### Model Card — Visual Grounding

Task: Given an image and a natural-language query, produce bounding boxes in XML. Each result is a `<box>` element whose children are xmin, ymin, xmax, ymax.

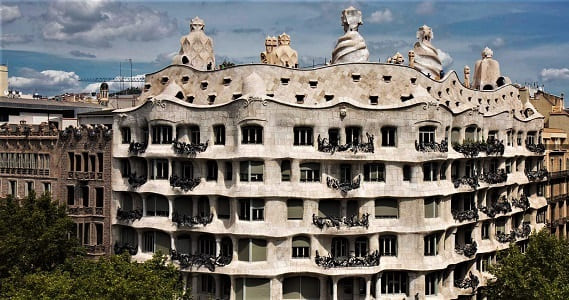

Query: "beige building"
<box><xmin>112</xmin><ymin>8</ymin><xmax>546</xmax><ymax>300</ymax></box>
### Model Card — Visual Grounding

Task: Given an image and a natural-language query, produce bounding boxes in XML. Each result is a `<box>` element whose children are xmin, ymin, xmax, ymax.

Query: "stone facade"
<box><xmin>113</xmin><ymin>57</ymin><xmax>545</xmax><ymax>300</ymax></box>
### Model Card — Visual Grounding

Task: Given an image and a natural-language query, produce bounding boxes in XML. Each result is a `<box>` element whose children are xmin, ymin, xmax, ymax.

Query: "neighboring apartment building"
<box><xmin>529</xmin><ymin>90</ymin><xmax>569</xmax><ymax>238</ymax></box>
<box><xmin>111</xmin><ymin>9</ymin><xmax>546</xmax><ymax>300</ymax></box>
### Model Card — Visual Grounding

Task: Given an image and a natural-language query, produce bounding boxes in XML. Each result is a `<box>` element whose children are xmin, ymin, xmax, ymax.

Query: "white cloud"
<box><xmin>540</xmin><ymin>68</ymin><xmax>569</xmax><ymax>82</ymax></box>
<box><xmin>368</xmin><ymin>9</ymin><xmax>393</xmax><ymax>24</ymax></box>
<box><xmin>492</xmin><ymin>37</ymin><xmax>505</xmax><ymax>48</ymax></box>
<box><xmin>416</xmin><ymin>1</ymin><xmax>435</xmax><ymax>15</ymax></box>
<box><xmin>438</xmin><ymin>49</ymin><xmax>453</xmax><ymax>69</ymax></box>
<box><xmin>82</xmin><ymin>74</ymin><xmax>145</xmax><ymax>93</ymax></box>
<box><xmin>154</xmin><ymin>52</ymin><xmax>177</xmax><ymax>65</ymax></box>
<box><xmin>42</xmin><ymin>0</ymin><xmax>177</xmax><ymax>47</ymax></box>
<box><xmin>0</xmin><ymin>5</ymin><xmax>21</xmax><ymax>24</ymax></box>
<box><xmin>8</xmin><ymin>68</ymin><xmax>80</xmax><ymax>92</ymax></box>
<box><xmin>0</xmin><ymin>33</ymin><xmax>32</xmax><ymax>46</ymax></box>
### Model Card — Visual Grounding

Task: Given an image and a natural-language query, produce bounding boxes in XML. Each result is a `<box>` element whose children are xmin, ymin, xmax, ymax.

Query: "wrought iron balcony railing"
<box><xmin>116</xmin><ymin>208</ymin><xmax>142</xmax><ymax>222</ymax></box>
<box><xmin>526</xmin><ymin>141</ymin><xmax>545</xmax><ymax>154</ymax></box>
<box><xmin>172</xmin><ymin>140</ymin><xmax>208</xmax><ymax>156</ymax></box>
<box><xmin>525</xmin><ymin>168</ymin><xmax>548</xmax><ymax>181</ymax></box>
<box><xmin>453</xmin><ymin>139</ymin><xmax>504</xmax><ymax>158</ymax></box>
<box><xmin>169</xmin><ymin>175</ymin><xmax>201</xmax><ymax>191</ymax></box>
<box><xmin>128</xmin><ymin>141</ymin><xmax>147</xmax><ymax>154</ymax></box>
<box><xmin>317</xmin><ymin>133</ymin><xmax>374</xmax><ymax>154</ymax></box>
<box><xmin>314</xmin><ymin>250</ymin><xmax>380</xmax><ymax>268</ymax></box>
<box><xmin>170</xmin><ymin>250</ymin><xmax>231</xmax><ymax>272</ymax></box>
<box><xmin>455</xmin><ymin>241</ymin><xmax>477</xmax><ymax>257</ymax></box>
<box><xmin>127</xmin><ymin>173</ymin><xmax>147</xmax><ymax>188</ymax></box>
<box><xmin>68</xmin><ymin>207</ymin><xmax>94</xmax><ymax>215</ymax></box>
<box><xmin>172</xmin><ymin>212</ymin><xmax>213</xmax><ymax>227</ymax></box>
<box><xmin>451</xmin><ymin>208</ymin><xmax>479</xmax><ymax>222</ymax></box>
<box><xmin>114</xmin><ymin>242</ymin><xmax>138</xmax><ymax>255</ymax></box>
<box><xmin>479</xmin><ymin>169</ymin><xmax>507</xmax><ymax>184</ymax></box>
<box><xmin>496</xmin><ymin>224</ymin><xmax>531</xmax><ymax>243</ymax></box>
<box><xmin>85</xmin><ymin>245</ymin><xmax>106</xmax><ymax>254</ymax></box>
<box><xmin>326</xmin><ymin>175</ymin><xmax>361</xmax><ymax>193</ymax></box>
<box><xmin>480</xmin><ymin>196</ymin><xmax>512</xmax><ymax>218</ymax></box>
<box><xmin>453</xmin><ymin>176</ymin><xmax>479</xmax><ymax>189</ymax></box>
<box><xmin>549</xmin><ymin>170</ymin><xmax>569</xmax><ymax>180</ymax></box>
<box><xmin>512</xmin><ymin>195</ymin><xmax>530</xmax><ymax>210</ymax></box>
<box><xmin>548</xmin><ymin>194</ymin><xmax>569</xmax><ymax>204</ymax></box>
<box><xmin>415</xmin><ymin>139</ymin><xmax>448</xmax><ymax>153</ymax></box>
<box><xmin>312</xmin><ymin>213</ymin><xmax>370</xmax><ymax>229</ymax></box>
<box><xmin>454</xmin><ymin>272</ymin><xmax>479</xmax><ymax>290</ymax></box>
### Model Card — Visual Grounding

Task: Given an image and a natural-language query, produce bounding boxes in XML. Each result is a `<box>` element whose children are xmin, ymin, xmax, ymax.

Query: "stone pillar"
<box><xmin>183</xmin><ymin>272</ymin><xmax>189</xmax><ymax>291</ymax></box>
<box><xmin>365</xmin><ymin>277</ymin><xmax>371</xmax><ymax>300</ymax></box>
<box><xmin>271</xmin><ymin>277</ymin><xmax>283</xmax><ymax>300</ymax></box>
<box><xmin>171</xmin><ymin>125</ymin><xmax>177</xmax><ymax>142</ymax></box>
<box><xmin>171</xmin><ymin>234</ymin><xmax>176</xmax><ymax>251</ymax></box>
<box><xmin>332</xmin><ymin>278</ymin><xmax>339</xmax><ymax>300</ymax></box>
<box><xmin>216</xmin><ymin>237</ymin><xmax>222</xmax><ymax>257</ymax></box>
<box><xmin>231</xmin><ymin>237</ymin><xmax>239</xmax><ymax>262</ymax></box>
<box><xmin>230</xmin><ymin>276</ymin><xmax>236</xmax><ymax>300</ymax></box>
<box><xmin>137</xmin><ymin>230</ymin><xmax>143</xmax><ymax>254</ymax></box>
<box><xmin>191</xmin><ymin>274</ymin><xmax>199</xmax><ymax>298</ymax></box>
<box><xmin>142</xmin><ymin>194</ymin><xmax>147</xmax><ymax>216</ymax></box>
<box><xmin>168</xmin><ymin>197</ymin><xmax>174</xmax><ymax>219</ymax></box>
<box><xmin>375</xmin><ymin>274</ymin><xmax>381</xmax><ymax>298</ymax></box>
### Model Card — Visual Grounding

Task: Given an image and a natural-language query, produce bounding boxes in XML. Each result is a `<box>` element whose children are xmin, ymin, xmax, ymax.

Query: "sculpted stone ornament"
<box><xmin>172</xmin><ymin>16</ymin><xmax>215</xmax><ymax>70</ymax></box>
<box><xmin>473</xmin><ymin>47</ymin><xmax>510</xmax><ymax>90</ymax></box>
<box><xmin>331</xmin><ymin>6</ymin><xmax>369</xmax><ymax>64</ymax></box>
<box><xmin>272</xmin><ymin>33</ymin><xmax>298</xmax><ymax>68</ymax></box>
<box><xmin>387</xmin><ymin>52</ymin><xmax>405</xmax><ymax>64</ymax></box>
<box><xmin>464</xmin><ymin>65</ymin><xmax>471</xmax><ymax>88</ymax></box>
<box><xmin>260</xmin><ymin>36</ymin><xmax>278</xmax><ymax>64</ymax></box>
<box><xmin>412</xmin><ymin>25</ymin><xmax>443</xmax><ymax>79</ymax></box>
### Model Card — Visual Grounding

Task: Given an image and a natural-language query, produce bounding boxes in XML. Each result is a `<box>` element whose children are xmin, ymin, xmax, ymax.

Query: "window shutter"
<box><xmin>375</xmin><ymin>199</ymin><xmax>398</xmax><ymax>218</ymax></box>
<box><xmin>245</xmin><ymin>278</ymin><xmax>270</xmax><ymax>300</ymax></box>
<box><xmin>251</xmin><ymin>239</ymin><xmax>267</xmax><ymax>261</ymax></box>
<box><xmin>238</xmin><ymin>239</ymin><xmax>249</xmax><ymax>261</ymax></box>
<box><xmin>292</xmin><ymin>236</ymin><xmax>310</xmax><ymax>248</ymax></box>
<box><xmin>287</xmin><ymin>199</ymin><xmax>303</xmax><ymax>219</ymax></box>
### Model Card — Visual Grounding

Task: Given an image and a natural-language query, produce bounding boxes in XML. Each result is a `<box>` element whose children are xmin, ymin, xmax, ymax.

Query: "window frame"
<box><xmin>381</xmin><ymin>126</ymin><xmax>397</xmax><ymax>147</ymax></box>
<box><xmin>241</xmin><ymin>125</ymin><xmax>263</xmax><ymax>144</ymax></box>
<box><xmin>364</xmin><ymin>163</ymin><xmax>385</xmax><ymax>182</ymax></box>
<box><xmin>293</xmin><ymin>127</ymin><xmax>314</xmax><ymax>146</ymax></box>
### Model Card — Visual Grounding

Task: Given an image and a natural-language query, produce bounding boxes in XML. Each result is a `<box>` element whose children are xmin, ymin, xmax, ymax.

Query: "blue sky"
<box><xmin>1</xmin><ymin>0</ymin><xmax>569</xmax><ymax>97</ymax></box>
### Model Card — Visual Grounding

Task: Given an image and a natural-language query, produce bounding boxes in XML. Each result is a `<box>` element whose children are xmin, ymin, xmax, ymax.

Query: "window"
<box><xmin>224</xmin><ymin>162</ymin><xmax>232</xmax><ymax>181</ymax></box>
<box><xmin>345</xmin><ymin>127</ymin><xmax>361</xmax><ymax>144</ymax></box>
<box><xmin>146</xmin><ymin>195</ymin><xmax>169</xmax><ymax>217</ymax></box>
<box><xmin>318</xmin><ymin>200</ymin><xmax>340</xmax><ymax>217</ymax></box>
<box><xmin>121</xmin><ymin>127</ymin><xmax>131</xmax><ymax>144</ymax></box>
<box><xmin>281</xmin><ymin>160</ymin><xmax>291</xmax><ymax>182</ymax></box>
<box><xmin>97</xmin><ymin>153</ymin><xmax>103</xmax><ymax>173</ymax></box>
<box><xmin>292</xmin><ymin>236</ymin><xmax>310</xmax><ymax>258</ymax></box>
<box><xmin>375</xmin><ymin>198</ymin><xmax>398</xmax><ymax>218</ymax></box>
<box><xmin>354</xmin><ymin>237</ymin><xmax>368</xmax><ymax>257</ymax></box>
<box><xmin>527</xmin><ymin>131</ymin><xmax>536</xmax><ymax>145</ymax></box>
<box><xmin>201</xmin><ymin>274</ymin><xmax>215</xmax><ymax>294</ymax></box>
<box><xmin>451</xmin><ymin>128</ymin><xmax>460</xmax><ymax>144</ymax></box>
<box><xmin>300</xmin><ymin>163</ymin><xmax>320</xmax><ymax>182</ymax></box>
<box><xmin>293</xmin><ymin>127</ymin><xmax>313</xmax><ymax>146</ymax></box>
<box><xmin>537</xmin><ymin>183</ymin><xmax>545</xmax><ymax>197</ymax></box>
<box><xmin>537</xmin><ymin>208</ymin><xmax>546</xmax><ymax>223</ymax></box>
<box><xmin>151</xmin><ymin>159</ymin><xmax>168</xmax><ymax>179</ymax></box>
<box><xmin>380</xmin><ymin>235</ymin><xmax>397</xmax><ymax>256</ymax></box>
<box><xmin>241</xmin><ymin>125</ymin><xmax>263</xmax><ymax>144</ymax></box>
<box><xmin>328</xmin><ymin>128</ymin><xmax>340</xmax><ymax>146</ymax></box>
<box><xmin>43</xmin><ymin>182</ymin><xmax>51</xmax><ymax>194</ymax></box>
<box><xmin>282</xmin><ymin>277</ymin><xmax>320</xmax><ymax>300</ymax></box>
<box><xmin>424</xmin><ymin>233</ymin><xmax>439</xmax><ymax>256</ymax></box>
<box><xmin>181</xmin><ymin>162</ymin><xmax>193</xmax><ymax>178</ymax></box>
<box><xmin>121</xmin><ymin>159</ymin><xmax>131</xmax><ymax>178</ymax></box>
<box><xmin>217</xmin><ymin>197</ymin><xmax>230</xmax><ymax>219</ymax></box>
<box><xmin>481</xmin><ymin>222</ymin><xmax>490</xmax><ymax>239</ymax></box>
<box><xmin>517</xmin><ymin>132</ymin><xmax>523</xmax><ymax>146</ymax></box>
<box><xmin>424</xmin><ymin>197</ymin><xmax>439</xmax><ymax>218</ymax></box>
<box><xmin>287</xmin><ymin>199</ymin><xmax>303</xmax><ymax>220</ymax></box>
<box><xmin>81</xmin><ymin>186</ymin><xmax>89</xmax><ymax>207</ymax></box>
<box><xmin>235</xmin><ymin>278</ymin><xmax>270</xmax><ymax>299</ymax></box>
<box><xmin>206</xmin><ymin>161</ymin><xmax>218</xmax><ymax>181</ymax></box>
<box><xmin>403</xmin><ymin>165</ymin><xmax>411</xmax><ymax>181</ymax></box>
<box><xmin>239</xmin><ymin>199</ymin><xmax>264</xmax><ymax>221</ymax></box>
<box><xmin>240</xmin><ymin>161</ymin><xmax>263</xmax><ymax>182</ymax></box>
<box><xmin>506</xmin><ymin>159</ymin><xmax>512</xmax><ymax>174</ymax></box>
<box><xmin>465</xmin><ymin>127</ymin><xmax>477</xmax><ymax>142</ymax></box>
<box><xmin>439</xmin><ymin>163</ymin><xmax>447</xmax><ymax>180</ymax></box>
<box><xmin>151</xmin><ymin>125</ymin><xmax>172</xmax><ymax>144</ymax></box>
<box><xmin>381</xmin><ymin>127</ymin><xmax>397</xmax><ymax>147</ymax></box>
<box><xmin>142</xmin><ymin>231</ymin><xmax>170</xmax><ymax>253</ymax></box>
<box><xmin>495</xmin><ymin>219</ymin><xmax>506</xmax><ymax>235</ymax></box>
<box><xmin>95</xmin><ymin>223</ymin><xmax>103</xmax><ymax>245</ymax></box>
<box><xmin>331</xmin><ymin>237</ymin><xmax>348</xmax><ymax>257</ymax></box>
<box><xmin>419</xmin><ymin>126</ymin><xmax>436</xmax><ymax>144</ymax></box>
<box><xmin>189</xmin><ymin>125</ymin><xmax>200</xmax><ymax>144</ymax></box>
<box><xmin>340</xmin><ymin>164</ymin><xmax>352</xmax><ymax>183</ymax></box>
<box><xmin>238</xmin><ymin>238</ymin><xmax>267</xmax><ymax>261</ymax></box>
<box><xmin>66</xmin><ymin>185</ymin><xmax>74</xmax><ymax>205</ymax></box>
<box><xmin>507</xmin><ymin>130</ymin><xmax>513</xmax><ymax>146</ymax></box>
<box><xmin>425</xmin><ymin>272</ymin><xmax>440</xmax><ymax>295</ymax></box>
<box><xmin>364</xmin><ymin>163</ymin><xmax>385</xmax><ymax>182</ymax></box>
<box><xmin>381</xmin><ymin>272</ymin><xmax>408</xmax><ymax>295</ymax></box>
<box><xmin>488</xmin><ymin>130</ymin><xmax>498</xmax><ymax>142</ymax></box>
<box><xmin>478</xmin><ymin>254</ymin><xmax>494</xmax><ymax>272</ymax></box>
<box><xmin>199</xmin><ymin>235</ymin><xmax>216</xmax><ymax>255</ymax></box>
<box><xmin>423</xmin><ymin>162</ymin><xmax>438</xmax><ymax>181</ymax></box>
<box><xmin>25</xmin><ymin>181</ymin><xmax>33</xmax><ymax>197</ymax></box>
<box><xmin>197</xmin><ymin>197</ymin><xmax>210</xmax><ymax>217</ymax></box>
<box><xmin>95</xmin><ymin>188</ymin><xmax>104</xmax><ymax>208</ymax></box>
<box><xmin>214</xmin><ymin>125</ymin><xmax>225</xmax><ymax>145</ymax></box>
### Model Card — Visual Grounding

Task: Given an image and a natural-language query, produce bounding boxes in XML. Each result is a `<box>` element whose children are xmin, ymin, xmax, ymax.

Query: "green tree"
<box><xmin>486</xmin><ymin>229</ymin><xmax>569</xmax><ymax>299</ymax></box>
<box><xmin>0</xmin><ymin>192</ymin><xmax>83</xmax><ymax>279</ymax></box>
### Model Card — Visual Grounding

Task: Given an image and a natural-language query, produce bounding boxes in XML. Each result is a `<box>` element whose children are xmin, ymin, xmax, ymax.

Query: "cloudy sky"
<box><xmin>1</xmin><ymin>0</ymin><xmax>568</xmax><ymax>97</ymax></box>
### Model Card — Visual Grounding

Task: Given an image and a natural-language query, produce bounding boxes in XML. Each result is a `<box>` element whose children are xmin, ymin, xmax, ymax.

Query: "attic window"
<box><xmin>160</xmin><ymin>76</ymin><xmax>169</xmax><ymax>84</ymax></box>
<box><xmin>324</xmin><ymin>94</ymin><xmax>334</xmax><ymax>101</ymax></box>
<box><xmin>232</xmin><ymin>93</ymin><xmax>242</xmax><ymax>100</ymax></box>
<box><xmin>181</xmin><ymin>76</ymin><xmax>189</xmax><ymax>84</ymax></box>
<box><xmin>400</xmin><ymin>94</ymin><xmax>414</xmax><ymax>102</ymax></box>
<box><xmin>175</xmin><ymin>91</ymin><xmax>184</xmax><ymax>100</ymax></box>
<box><xmin>452</xmin><ymin>80</ymin><xmax>457</xmax><ymax>85</ymax></box>
<box><xmin>309</xmin><ymin>80</ymin><xmax>318</xmax><ymax>88</ymax></box>
<box><xmin>281</xmin><ymin>77</ymin><xmax>290</xmax><ymax>85</ymax></box>
<box><xmin>208</xmin><ymin>94</ymin><xmax>216</xmax><ymax>104</ymax></box>
<box><xmin>144</xmin><ymin>84</ymin><xmax>151</xmax><ymax>92</ymax></box>
<box><xmin>186</xmin><ymin>96</ymin><xmax>194</xmax><ymax>103</ymax></box>
<box><xmin>266</xmin><ymin>92</ymin><xmax>274</xmax><ymax>97</ymax></box>
<box><xmin>223</xmin><ymin>77</ymin><xmax>232</xmax><ymax>86</ymax></box>
<box><xmin>410</xmin><ymin>78</ymin><xmax>417</xmax><ymax>84</ymax></box>
<box><xmin>446</xmin><ymin>88</ymin><xmax>450</xmax><ymax>94</ymax></box>
<box><xmin>200</xmin><ymin>81</ymin><xmax>208</xmax><ymax>90</ymax></box>
<box><xmin>478</xmin><ymin>98</ymin><xmax>482</xmax><ymax>104</ymax></box>
<box><xmin>295</xmin><ymin>94</ymin><xmax>305</xmax><ymax>104</ymax></box>
<box><xmin>382</xmin><ymin>75</ymin><xmax>391</xmax><ymax>83</ymax></box>
<box><xmin>502</xmin><ymin>95</ymin><xmax>506</xmax><ymax>100</ymax></box>
<box><xmin>352</xmin><ymin>73</ymin><xmax>361</xmax><ymax>82</ymax></box>
<box><xmin>459</xmin><ymin>89</ymin><xmax>463</xmax><ymax>96</ymax></box>
<box><xmin>455</xmin><ymin>102</ymin><xmax>460</xmax><ymax>107</ymax></box>
<box><xmin>467</xmin><ymin>96</ymin><xmax>472</xmax><ymax>101</ymax></box>
<box><xmin>369</xmin><ymin>95</ymin><xmax>378</xmax><ymax>105</ymax></box>
<box><xmin>510</xmin><ymin>92</ymin><xmax>514</xmax><ymax>97</ymax></box>
<box><xmin>427</xmin><ymin>87</ymin><xmax>432</xmax><ymax>92</ymax></box>
<box><xmin>495</xmin><ymin>98</ymin><xmax>499</xmax><ymax>103</ymax></box>
<box><xmin>445</xmin><ymin>100</ymin><xmax>450</xmax><ymax>106</ymax></box>
<box><xmin>486</xmin><ymin>106</ymin><xmax>490</xmax><ymax>112</ymax></box>
<box><xmin>437</xmin><ymin>91</ymin><xmax>442</xmax><ymax>97</ymax></box>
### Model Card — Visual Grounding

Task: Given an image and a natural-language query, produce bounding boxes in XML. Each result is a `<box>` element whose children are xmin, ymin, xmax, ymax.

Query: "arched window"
<box><xmin>199</xmin><ymin>234</ymin><xmax>216</xmax><ymax>256</ymax></box>
<box><xmin>419</xmin><ymin>126</ymin><xmax>436</xmax><ymax>144</ymax></box>
<box><xmin>146</xmin><ymin>194</ymin><xmax>169</xmax><ymax>217</ymax></box>
<box><xmin>354</xmin><ymin>237</ymin><xmax>369</xmax><ymax>257</ymax></box>
<box><xmin>197</xmin><ymin>196</ymin><xmax>210</xmax><ymax>217</ymax></box>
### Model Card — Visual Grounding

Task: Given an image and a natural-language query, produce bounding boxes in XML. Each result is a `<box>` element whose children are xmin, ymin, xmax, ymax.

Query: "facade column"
<box><xmin>142</xmin><ymin>194</ymin><xmax>147</xmax><ymax>216</ymax></box>
<box><xmin>229</xmin><ymin>276</ymin><xmax>236</xmax><ymax>300</ymax></box>
<box><xmin>271</xmin><ymin>277</ymin><xmax>283</xmax><ymax>300</ymax></box>
<box><xmin>191</xmin><ymin>274</ymin><xmax>199</xmax><ymax>299</ymax></box>
<box><xmin>231</xmin><ymin>237</ymin><xmax>239</xmax><ymax>262</ymax></box>
<box><xmin>332</xmin><ymin>277</ymin><xmax>338</xmax><ymax>300</ymax></box>
<box><xmin>183</xmin><ymin>272</ymin><xmax>189</xmax><ymax>291</ymax></box>
<box><xmin>375</xmin><ymin>273</ymin><xmax>381</xmax><ymax>299</ymax></box>
<box><xmin>215</xmin><ymin>237</ymin><xmax>222</xmax><ymax>257</ymax></box>
<box><xmin>170</xmin><ymin>234</ymin><xmax>176</xmax><ymax>251</ymax></box>
<box><xmin>365</xmin><ymin>277</ymin><xmax>371</xmax><ymax>300</ymax></box>
<box><xmin>168</xmin><ymin>197</ymin><xmax>174</xmax><ymax>219</ymax></box>
<box><xmin>137</xmin><ymin>230</ymin><xmax>143</xmax><ymax>254</ymax></box>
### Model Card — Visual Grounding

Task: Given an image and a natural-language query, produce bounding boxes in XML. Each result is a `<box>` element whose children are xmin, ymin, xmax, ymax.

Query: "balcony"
<box><xmin>314</xmin><ymin>250</ymin><xmax>380</xmax><ymax>268</ymax></box>
<box><xmin>69</xmin><ymin>171</ymin><xmax>102</xmax><ymax>181</ymax></box>
<box><xmin>454</xmin><ymin>272</ymin><xmax>479</xmax><ymax>291</ymax></box>
<box><xmin>114</xmin><ymin>242</ymin><xmax>138</xmax><ymax>255</ymax></box>
<box><xmin>453</xmin><ymin>176</ymin><xmax>479</xmax><ymax>189</ymax></box>
<box><xmin>414</xmin><ymin>139</ymin><xmax>448</xmax><ymax>153</ymax></box>
<box><xmin>525</xmin><ymin>168</ymin><xmax>548</xmax><ymax>181</ymax></box>
<box><xmin>172</xmin><ymin>212</ymin><xmax>213</xmax><ymax>227</ymax></box>
<box><xmin>549</xmin><ymin>170</ymin><xmax>569</xmax><ymax>180</ymax></box>
<box><xmin>312</xmin><ymin>213</ymin><xmax>370</xmax><ymax>229</ymax></box>
<box><xmin>68</xmin><ymin>206</ymin><xmax>104</xmax><ymax>216</ymax></box>
<box><xmin>452</xmin><ymin>138</ymin><xmax>504</xmax><ymax>158</ymax></box>
<box><xmin>451</xmin><ymin>208</ymin><xmax>479</xmax><ymax>222</ymax></box>
<box><xmin>455</xmin><ymin>242</ymin><xmax>477</xmax><ymax>257</ymax></box>
<box><xmin>326</xmin><ymin>175</ymin><xmax>361</xmax><ymax>194</ymax></box>
<box><xmin>128</xmin><ymin>141</ymin><xmax>147</xmax><ymax>155</ymax></box>
<box><xmin>172</xmin><ymin>140</ymin><xmax>208</xmax><ymax>156</ymax></box>
<box><xmin>317</xmin><ymin>133</ymin><xmax>374</xmax><ymax>154</ymax></box>
<box><xmin>548</xmin><ymin>194</ymin><xmax>569</xmax><ymax>204</ymax></box>
<box><xmin>169</xmin><ymin>175</ymin><xmax>201</xmax><ymax>191</ymax></box>
<box><xmin>479</xmin><ymin>169</ymin><xmax>507</xmax><ymax>184</ymax></box>
<box><xmin>526</xmin><ymin>142</ymin><xmax>545</xmax><ymax>154</ymax></box>
<box><xmin>512</xmin><ymin>195</ymin><xmax>530</xmax><ymax>210</ymax></box>
<box><xmin>116</xmin><ymin>208</ymin><xmax>142</xmax><ymax>222</ymax></box>
<box><xmin>170</xmin><ymin>250</ymin><xmax>231</xmax><ymax>272</ymax></box>
<box><xmin>127</xmin><ymin>173</ymin><xmax>147</xmax><ymax>188</ymax></box>
<box><xmin>496</xmin><ymin>223</ymin><xmax>531</xmax><ymax>243</ymax></box>
<box><xmin>480</xmin><ymin>196</ymin><xmax>512</xmax><ymax>218</ymax></box>
<box><xmin>85</xmin><ymin>245</ymin><xmax>106</xmax><ymax>255</ymax></box>
<box><xmin>0</xmin><ymin>168</ymin><xmax>50</xmax><ymax>177</ymax></box>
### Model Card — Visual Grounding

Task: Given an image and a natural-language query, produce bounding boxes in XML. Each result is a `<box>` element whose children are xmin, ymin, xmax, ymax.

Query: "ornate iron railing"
<box><xmin>452</xmin><ymin>139</ymin><xmax>505</xmax><ymax>157</ymax></box>
<box><xmin>172</xmin><ymin>212</ymin><xmax>213</xmax><ymax>227</ymax></box>
<box><xmin>172</xmin><ymin>140</ymin><xmax>208</xmax><ymax>156</ymax></box>
<box><xmin>326</xmin><ymin>175</ymin><xmax>361</xmax><ymax>193</ymax></box>
<box><xmin>480</xmin><ymin>197</ymin><xmax>512</xmax><ymax>218</ymax></box>
<box><xmin>496</xmin><ymin>224</ymin><xmax>531</xmax><ymax>243</ymax></box>
<box><xmin>314</xmin><ymin>250</ymin><xmax>380</xmax><ymax>268</ymax></box>
<box><xmin>127</xmin><ymin>173</ymin><xmax>147</xmax><ymax>188</ymax></box>
<box><xmin>116</xmin><ymin>208</ymin><xmax>142</xmax><ymax>222</ymax></box>
<box><xmin>114</xmin><ymin>242</ymin><xmax>138</xmax><ymax>255</ymax></box>
<box><xmin>451</xmin><ymin>208</ymin><xmax>479</xmax><ymax>222</ymax></box>
<box><xmin>547</xmin><ymin>219</ymin><xmax>560</xmax><ymax>229</ymax></box>
<box><xmin>549</xmin><ymin>170</ymin><xmax>569</xmax><ymax>180</ymax></box>
<box><xmin>526</xmin><ymin>142</ymin><xmax>545</xmax><ymax>154</ymax></box>
<box><xmin>128</xmin><ymin>142</ymin><xmax>147</xmax><ymax>154</ymax></box>
<box><xmin>170</xmin><ymin>250</ymin><xmax>231</xmax><ymax>272</ymax></box>
<box><xmin>479</xmin><ymin>169</ymin><xmax>507</xmax><ymax>184</ymax></box>
<box><xmin>67</xmin><ymin>207</ymin><xmax>94</xmax><ymax>215</ymax></box>
<box><xmin>454</xmin><ymin>272</ymin><xmax>479</xmax><ymax>290</ymax></box>
<box><xmin>312</xmin><ymin>213</ymin><xmax>370</xmax><ymax>229</ymax></box>
<box><xmin>85</xmin><ymin>245</ymin><xmax>106</xmax><ymax>254</ymax></box>
<box><xmin>455</xmin><ymin>241</ymin><xmax>477</xmax><ymax>257</ymax></box>
<box><xmin>414</xmin><ymin>139</ymin><xmax>448</xmax><ymax>152</ymax></box>
<box><xmin>169</xmin><ymin>175</ymin><xmax>201</xmax><ymax>191</ymax></box>
<box><xmin>453</xmin><ymin>176</ymin><xmax>479</xmax><ymax>189</ymax></box>
<box><xmin>317</xmin><ymin>133</ymin><xmax>374</xmax><ymax>154</ymax></box>
<box><xmin>525</xmin><ymin>168</ymin><xmax>548</xmax><ymax>181</ymax></box>
<box><xmin>512</xmin><ymin>194</ymin><xmax>530</xmax><ymax>210</ymax></box>
<box><xmin>548</xmin><ymin>194</ymin><xmax>569</xmax><ymax>204</ymax></box>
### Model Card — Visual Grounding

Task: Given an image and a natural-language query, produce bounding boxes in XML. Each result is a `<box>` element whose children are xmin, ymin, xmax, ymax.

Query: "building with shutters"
<box><xmin>111</xmin><ymin>8</ymin><xmax>546</xmax><ymax>300</ymax></box>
